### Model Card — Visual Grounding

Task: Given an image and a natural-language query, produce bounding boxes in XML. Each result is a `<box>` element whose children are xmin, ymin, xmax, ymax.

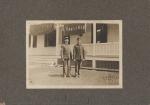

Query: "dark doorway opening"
<box><xmin>44</xmin><ymin>30</ymin><xmax>56</xmax><ymax>47</ymax></box>
<box><xmin>96</xmin><ymin>24</ymin><xmax>107</xmax><ymax>43</ymax></box>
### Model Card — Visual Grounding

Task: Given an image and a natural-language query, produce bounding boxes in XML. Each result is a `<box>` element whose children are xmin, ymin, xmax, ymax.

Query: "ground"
<box><xmin>27</xmin><ymin>63</ymin><xmax>119</xmax><ymax>88</ymax></box>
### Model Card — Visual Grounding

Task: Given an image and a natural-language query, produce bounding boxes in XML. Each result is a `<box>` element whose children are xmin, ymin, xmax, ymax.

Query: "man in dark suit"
<box><xmin>60</xmin><ymin>37</ymin><xmax>72</xmax><ymax>77</ymax></box>
<box><xmin>73</xmin><ymin>37</ymin><xmax>85</xmax><ymax>77</ymax></box>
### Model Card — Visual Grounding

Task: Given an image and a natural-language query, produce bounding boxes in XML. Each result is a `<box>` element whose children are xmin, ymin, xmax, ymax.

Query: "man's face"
<box><xmin>77</xmin><ymin>39</ymin><xmax>80</xmax><ymax>44</ymax></box>
<box><xmin>65</xmin><ymin>39</ymin><xmax>69</xmax><ymax>44</ymax></box>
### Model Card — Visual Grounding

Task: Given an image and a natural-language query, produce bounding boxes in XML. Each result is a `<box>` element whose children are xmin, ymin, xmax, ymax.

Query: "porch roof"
<box><xmin>30</xmin><ymin>23</ymin><xmax>55</xmax><ymax>35</ymax></box>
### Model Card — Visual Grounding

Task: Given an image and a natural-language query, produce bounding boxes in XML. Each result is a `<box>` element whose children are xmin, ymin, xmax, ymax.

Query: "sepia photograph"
<box><xmin>0</xmin><ymin>0</ymin><xmax>149</xmax><ymax>104</ymax></box>
<box><xmin>26</xmin><ymin>20</ymin><xmax>122</xmax><ymax>89</ymax></box>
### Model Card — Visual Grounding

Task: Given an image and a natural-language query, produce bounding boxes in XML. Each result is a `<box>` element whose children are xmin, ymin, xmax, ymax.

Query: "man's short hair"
<box><xmin>64</xmin><ymin>36</ymin><xmax>69</xmax><ymax>41</ymax></box>
<box><xmin>65</xmin><ymin>38</ymin><xmax>69</xmax><ymax>41</ymax></box>
<box><xmin>77</xmin><ymin>37</ymin><xmax>80</xmax><ymax>40</ymax></box>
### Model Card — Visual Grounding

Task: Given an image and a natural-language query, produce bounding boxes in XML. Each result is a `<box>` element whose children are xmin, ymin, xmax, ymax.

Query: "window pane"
<box><xmin>29</xmin><ymin>34</ymin><xmax>31</xmax><ymax>47</ymax></box>
<box><xmin>96</xmin><ymin>24</ymin><xmax>107</xmax><ymax>43</ymax></box>
<box><xmin>33</xmin><ymin>36</ymin><xmax>37</xmax><ymax>48</ymax></box>
<box><xmin>44</xmin><ymin>30</ymin><xmax>56</xmax><ymax>47</ymax></box>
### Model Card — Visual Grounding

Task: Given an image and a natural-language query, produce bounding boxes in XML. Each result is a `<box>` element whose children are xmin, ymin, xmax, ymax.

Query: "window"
<box><xmin>33</xmin><ymin>36</ymin><xmax>37</xmax><ymax>48</ymax></box>
<box><xmin>96</xmin><ymin>60</ymin><xmax>119</xmax><ymax>69</ymax></box>
<box><xmin>44</xmin><ymin>30</ymin><xmax>56</xmax><ymax>47</ymax></box>
<box><xmin>96</xmin><ymin>24</ymin><xmax>107</xmax><ymax>43</ymax></box>
<box><xmin>29</xmin><ymin>34</ymin><xmax>31</xmax><ymax>47</ymax></box>
<box><xmin>82</xmin><ymin>60</ymin><xmax>92</xmax><ymax>67</ymax></box>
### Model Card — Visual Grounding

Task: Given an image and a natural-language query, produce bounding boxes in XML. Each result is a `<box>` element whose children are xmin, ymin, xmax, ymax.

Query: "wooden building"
<box><xmin>28</xmin><ymin>22</ymin><xmax>121</xmax><ymax>71</ymax></box>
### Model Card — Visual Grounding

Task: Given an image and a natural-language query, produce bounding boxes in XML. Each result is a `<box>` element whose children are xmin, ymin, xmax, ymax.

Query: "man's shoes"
<box><xmin>78</xmin><ymin>72</ymin><xmax>80</xmax><ymax>75</ymax></box>
<box><xmin>67</xmin><ymin>74</ymin><xmax>71</xmax><ymax>77</ymax></box>
<box><xmin>75</xmin><ymin>73</ymin><xmax>78</xmax><ymax>77</ymax></box>
<box><xmin>63</xmin><ymin>74</ymin><xmax>66</xmax><ymax>78</ymax></box>
<box><xmin>68</xmin><ymin>73</ymin><xmax>71</xmax><ymax>77</ymax></box>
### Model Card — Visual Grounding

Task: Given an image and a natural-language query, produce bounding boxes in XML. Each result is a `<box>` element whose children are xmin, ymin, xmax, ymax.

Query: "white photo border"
<box><xmin>26</xmin><ymin>20</ymin><xmax>123</xmax><ymax>89</ymax></box>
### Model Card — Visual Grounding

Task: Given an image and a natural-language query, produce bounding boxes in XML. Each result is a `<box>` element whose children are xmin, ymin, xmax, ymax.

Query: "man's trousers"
<box><xmin>63</xmin><ymin>58</ymin><xmax>71</xmax><ymax>77</ymax></box>
<box><xmin>75</xmin><ymin>59</ymin><xmax>82</xmax><ymax>75</ymax></box>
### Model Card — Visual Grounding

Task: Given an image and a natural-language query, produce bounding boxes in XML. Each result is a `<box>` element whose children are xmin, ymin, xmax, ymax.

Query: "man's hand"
<box><xmin>82</xmin><ymin>59</ymin><xmax>85</xmax><ymax>62</ymax></box>
<box><xmin>62</xmin><ymin>59</ymin><xmax>64</xmax><ymax>61</ymax></box>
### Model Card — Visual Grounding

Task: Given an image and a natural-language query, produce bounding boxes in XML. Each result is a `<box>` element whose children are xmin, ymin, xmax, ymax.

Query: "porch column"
<box><xmin>31</xmin><ymin>35</ymin><xmax>33</xmax><ymax>48</ymax></box>
<box><xmin>56</xmin><ymin>24</ymin><xmax>60</xmax><ymax>64</ymax></box>
<box><xmin>92</xmin><ymin>23</ymin><xmax>96</xmax><ymax>68</ymax></box>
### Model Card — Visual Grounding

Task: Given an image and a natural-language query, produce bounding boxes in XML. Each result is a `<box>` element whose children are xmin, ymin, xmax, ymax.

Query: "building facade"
<box><xmin>28</xmin><ymin>22</ymin><xmax>120</xmax><ymax>71</ymax></box>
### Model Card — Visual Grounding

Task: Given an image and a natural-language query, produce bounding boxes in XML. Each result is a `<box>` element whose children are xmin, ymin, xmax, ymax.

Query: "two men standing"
<box><xmin>61</xmin><ymin>37</ymin><xmax>85</xmax><ymax>77</ymax></box>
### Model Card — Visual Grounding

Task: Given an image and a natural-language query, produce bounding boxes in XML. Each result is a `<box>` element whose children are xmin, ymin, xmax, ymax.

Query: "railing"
<box><xmin>95</xmin><ymin>42</ymin><xmax>119</xmax><ymax>57</ymax></box>
<box><xmin>28</xmin><ymin>42</ymin><xmax>119</xmax><ymax>59</ymax></box>
<box><xmin>82</xmin><ymin>44</ymin><xmax>94</xmax><ymax>56</ymax></box>
<box><xmin>28</xmin><ymin>42</ymin><xmax>119</xmax><ymax>69</ymax></box>
<box><xmin>56</xmin><ymin>42</ymin><xmax>119</xmax><ymax>57</ymax></box>
<box><xmin>28</xmin><ymin>47</ymin><xmax>56</xmax><ymax>55</ymax></box>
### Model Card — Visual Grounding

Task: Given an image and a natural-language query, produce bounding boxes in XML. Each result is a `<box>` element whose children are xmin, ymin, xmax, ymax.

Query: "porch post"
<box><xmin>56</xmin><ymin>24</ymin><xmax>60</xmax><ymax>64</ymax></box>
<box><xmin>92</xmin><ymin>23</ymin><xmax>96</xmax><ymax>68</ymax></box>
<box><xmin>31</xmin><ymin>35</ymin><xmax>33</xmax><ymax>48</ymax></box>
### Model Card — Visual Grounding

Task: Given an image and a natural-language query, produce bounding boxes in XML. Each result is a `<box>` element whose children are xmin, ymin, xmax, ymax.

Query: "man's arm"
<box><xmin>69</xmin><ymin>46</ymin><xmax>73</xmax><ymax>60</ymax></box>
<box><xmin>60</xmin><ymin>45</ymin><xmax>64</xmax><ymax>60</ymax></box>
<box><xmin>73</xmin><ymin>45</ymin><xmax>76</xmax><ymax>60</ymax></box>
<box><xmin>82</xmin><ymin>46</ymin><xmax>85</xmax><ymax>59</ymax></box>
